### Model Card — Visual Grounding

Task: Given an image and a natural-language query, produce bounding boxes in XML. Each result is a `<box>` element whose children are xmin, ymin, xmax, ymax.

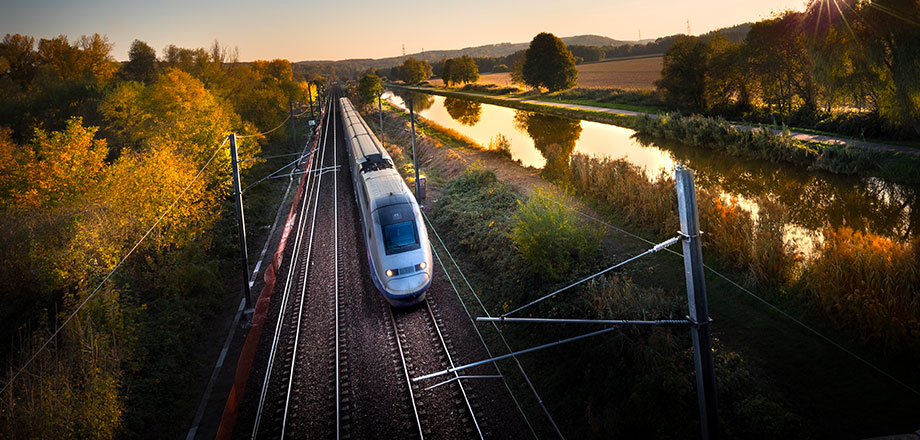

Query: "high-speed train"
<box><xmin>338</xmin><ymin>97</ymin><xmax>432</xmax><ymax>306</ymax></box>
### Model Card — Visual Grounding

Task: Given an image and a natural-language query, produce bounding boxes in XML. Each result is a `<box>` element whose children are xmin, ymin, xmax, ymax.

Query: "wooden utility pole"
<box><xmin>229</xmin><ymin>134</ymin><xmax>253</xmax><ymax>315</ymax></box>
<box><xmin>675</xmin><ymin>167</ymin><xmax>719</xmax><ymax>440</ymax></box>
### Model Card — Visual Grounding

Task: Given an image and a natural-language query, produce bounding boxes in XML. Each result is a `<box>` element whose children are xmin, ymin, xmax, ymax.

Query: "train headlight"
<box><xmin>385</xmin><ymin>269</ymin><xmax>394</xmax><ymax>277</ymax></box>
<box><xmin>419</xmin><ymin>262</ymin><xmax>427</xmax><ymax>270</ymax></box>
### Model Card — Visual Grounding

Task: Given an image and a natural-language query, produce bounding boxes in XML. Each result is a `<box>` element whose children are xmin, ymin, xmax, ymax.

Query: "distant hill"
<box><xmin>296</xmin><ymin>35</ymin><xmax>633</xmax><ymax>71</ymax></box>
<box><xmin>294</xmin><ymin>26</ymin><xmax>753</xmax><ymax>79</ymax></box>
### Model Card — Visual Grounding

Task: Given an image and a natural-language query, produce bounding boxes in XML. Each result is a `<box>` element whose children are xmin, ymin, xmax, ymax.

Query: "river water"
<box><xmin>385</xmin><ymin>90</ymin><xmax>918</xmax><ymax>248</ymax></box>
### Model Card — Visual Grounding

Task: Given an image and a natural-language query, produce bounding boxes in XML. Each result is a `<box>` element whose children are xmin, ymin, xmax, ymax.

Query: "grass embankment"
<box><xmin>426</xmin><ymin>166</ymin><xmax>806</xmax><ymax>439</ymax></box>
<box><xmin>368</xmin><ymin>100</ymin><xmax>920</xmax><ymax>436</ymax></box>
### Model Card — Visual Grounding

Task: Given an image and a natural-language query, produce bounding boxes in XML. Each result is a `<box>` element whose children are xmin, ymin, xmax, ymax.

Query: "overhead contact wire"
<box><xmin>1</xmin><ymin>137</ymin><xmax>229</xmax><ymax>395</ymax></box>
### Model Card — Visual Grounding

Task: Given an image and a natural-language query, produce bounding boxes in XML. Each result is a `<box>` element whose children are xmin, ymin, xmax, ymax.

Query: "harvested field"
<box><xmin>427</xmin><ymin>55</ymin><xmax>662</xmax><ymax>91</ymax></box>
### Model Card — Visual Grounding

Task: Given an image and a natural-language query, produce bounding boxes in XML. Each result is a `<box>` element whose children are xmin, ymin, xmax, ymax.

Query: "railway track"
<box><xmin>238</xmin><ymin>88</ymin><xmax>515</xmax><ymax>439</ymax></box>
<box><xmin>388</xmin><ymin>300</ymin><xmax>484</xmax><ymax>440</ymax></box>
<box><xmin>250</xmin><ymin>93</ymin><xmax>342</xmax><ymax>439</ymax></box>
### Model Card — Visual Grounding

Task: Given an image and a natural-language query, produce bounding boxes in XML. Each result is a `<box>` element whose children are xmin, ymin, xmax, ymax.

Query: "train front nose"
<box><xmin>384</xmin><ymin>271</ymin><xmax>431</xmax><ymax>299</ymax></box>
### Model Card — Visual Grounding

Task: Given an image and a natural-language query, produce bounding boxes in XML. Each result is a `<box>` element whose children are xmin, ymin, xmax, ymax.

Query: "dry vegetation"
<box><xmin>428</xmin><ymin>56</ymin><xmax>663</xmax><ymax>91</ymax></box>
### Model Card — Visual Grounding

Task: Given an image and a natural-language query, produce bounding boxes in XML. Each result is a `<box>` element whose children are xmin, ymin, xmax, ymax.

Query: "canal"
<box><xmin>386</xmin><ymin>89</ymin><xmax>919</xmax><ymax>250</ymax></box>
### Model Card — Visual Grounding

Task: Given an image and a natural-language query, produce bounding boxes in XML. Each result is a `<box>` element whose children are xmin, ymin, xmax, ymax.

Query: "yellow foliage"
<box><xmin>0</xmin><ymin>118</ymin><xmax>107</xmax><ymax>210</ymax></box>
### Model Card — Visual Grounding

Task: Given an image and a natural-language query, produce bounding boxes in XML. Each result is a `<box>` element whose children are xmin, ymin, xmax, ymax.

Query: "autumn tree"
<box><xmin>0</xmin><ymin>34</ymin><xmax>37</xmax><ymax>86</ymax></box>
<box><xmin>522</xmin><ymin>33</ymin><xmax>578</xmax><ymax>91</ymax></box>
<box><xmin>656</xmin><ymin>35</ymin><xmax>709</xmax><ymax>111</ymax></box>
<box><xmin>123</xmin><ymin>39</ymin><xmax>158</xmax><ymax>83</ymax></box>
<box><xmin>399</xmin><ymin>57</ymin><xmax>432</xmax><ymax>84</ymax></box>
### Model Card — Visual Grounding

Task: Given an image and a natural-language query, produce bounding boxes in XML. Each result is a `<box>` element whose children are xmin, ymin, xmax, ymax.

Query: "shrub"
<box><xmin>487</xmin><ymin>134</ymin><xmax>512</xmax><ymax>159</ymax></box>
<box><xmin>510</xmin><ymin>186</ymin><xmax>604</xmax><ymax>281</ymax></box>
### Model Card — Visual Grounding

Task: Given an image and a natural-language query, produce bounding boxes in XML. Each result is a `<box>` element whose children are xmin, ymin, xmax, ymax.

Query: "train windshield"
<box><xmin>383</xmin><ymin>221</ymin><xmax>419</xmax><ymax>253</ymax></box>
<box><xmin>379</xmin><ymin>204</ymin><xmax>420</xmax><ymax>255</ymax></box>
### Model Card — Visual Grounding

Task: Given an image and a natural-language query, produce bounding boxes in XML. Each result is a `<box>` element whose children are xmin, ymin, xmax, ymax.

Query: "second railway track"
<box><xmin>235</xmin><ymin>88</ymin><xmax>532</xmax><ymax>440</ymax></box>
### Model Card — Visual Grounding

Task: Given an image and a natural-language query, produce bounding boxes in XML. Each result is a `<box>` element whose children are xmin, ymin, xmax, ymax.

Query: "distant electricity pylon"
<box><xmin>402</xmin><ymin>44</ymin><xmax>406</xmax><ymax>56</ymax></box>
<box><xmin>687</xmin><ymin>19</ymin><xmax>691</xmax><ymax>35</ymax></box>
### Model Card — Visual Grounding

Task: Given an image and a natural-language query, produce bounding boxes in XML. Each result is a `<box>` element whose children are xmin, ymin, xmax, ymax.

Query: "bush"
<box><xmin>510</xmin><ymin>186</ymin><xmax>604</xmax><ymax>281</ymax></box>
<box><xmin>487</xmin><ymin>134</ymin><xmax>512</xmax><ymax>159</ymax></box>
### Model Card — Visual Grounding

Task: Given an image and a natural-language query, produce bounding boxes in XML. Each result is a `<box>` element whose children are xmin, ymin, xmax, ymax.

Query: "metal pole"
<box><xmin>675</xmin><ymin>167</ymin><xmax>719</xmax><ymax>440</ymax></box>
<box><xmin>289</xmin><ymin>101</ymin><xmax>297</xmax><ymax>150</ymax></box>
<box><xmin>230</xmin><ymin>134</ymin><xmax>254</xmax><ymax>316</ymax></box>
<box><xmin>378</xmin><ymin>93</ymin><xmax>384</xmax><ymax>146</ymax></box>
<box><xmin>407</xmin><ymin>95</ymin><xmax>420</xmax><ymax>197</ymax></box>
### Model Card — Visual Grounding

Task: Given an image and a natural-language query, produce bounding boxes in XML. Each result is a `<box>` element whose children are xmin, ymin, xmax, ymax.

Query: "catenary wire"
<box><xmin>1</xmin><ymin>137</ymin><xmax>229</xmax><ymax>395</ymax></box>
<box><xmin>533</xmin><ymin>189</ymin><xmax>920</xmax><ymax>397</ymax></box>
<box><xmin>423</xmin><ymin>210</ymin><xmax>564</xmax><ymax>440</ymax></box>
<box><xmin>501</xmin><ymin>235</ymin><xmax>681</xmax><ymax>318</ymax></box>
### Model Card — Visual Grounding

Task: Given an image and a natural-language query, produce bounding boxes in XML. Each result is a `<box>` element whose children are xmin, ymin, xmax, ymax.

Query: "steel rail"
<box><xmin>388</xmin><ymin>307</ymin><xmax>426</xmax><ymax>440</ymax></box>
<box><xmin>280</xmin><ymin>95</ymin><xmax>333</xmax><ymax>438</ymax></box>
<box><xmin>251</xmin><ymin>95</ymin><xmax>330</xmax><ymax>438</ymax></box>
<box><xmin>425</xmin><ymin>301</ymin><xmax>485</xmax><ymax>439</ymax></box>
<box><xmin>333</xmin><ymin>91</ymin><xmax>341</xmax><ymax>440</ymax></box>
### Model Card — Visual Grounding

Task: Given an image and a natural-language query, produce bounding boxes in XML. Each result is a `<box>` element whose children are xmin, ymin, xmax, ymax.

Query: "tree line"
<box><xmin>0</xmin><ymin>33</ymin><xmax>313</xmax><ymax>437</ymax></box>
<box><xmin>656</xmin><ymin>0</ymin><xmax>920</xmax><ymax>138</ymax></box>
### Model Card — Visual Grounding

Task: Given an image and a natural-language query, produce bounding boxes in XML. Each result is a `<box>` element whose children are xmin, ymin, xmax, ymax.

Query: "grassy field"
<box><xmin>428</xmin><ymin>55</ymin><xmax>663</xmax><ymax>90</ymax></box>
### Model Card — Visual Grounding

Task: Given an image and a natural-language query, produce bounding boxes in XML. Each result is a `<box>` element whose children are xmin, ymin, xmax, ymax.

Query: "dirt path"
<box><xmin>400</xmin><ymin>85</ymin><xmax>920</xmax><ymax>157</ymax></box>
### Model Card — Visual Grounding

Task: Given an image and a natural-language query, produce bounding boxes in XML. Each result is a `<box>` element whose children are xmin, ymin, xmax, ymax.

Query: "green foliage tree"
<box><xmin>124</xmin><ymin>39</ymin><xmax>158</xmax><ymax>83</ymax></box>
<box><xmin>850</xmin><ymin>0</ymin><xmax>920</xmax><ymax>134</ymax></box>
<box><xmin>442</xmin><ymin>56</ymin><xmax>480</xmax><ymax>86</ymax></box>
<box><xmin>357</xmin><ymin>73</ymin><xmax>383</xmax><ymax>107</ymax></box>
<box><xmin>704</xmin><ymin>34</ymin><xmax>750</xmax><ymax>112</ymax></box>
<box><xmin>655</xmin><ymin>35</ymin><xmax>709</xmax><ymax>111</ymax></box>
<box><xmin>746</xmin><ymin>12</ymin><xmax>817</xmax><ymax>113</ymax></box>
<box><xmin>521</xmin><ymin>32</ymin><xmax>578</xmax><ymax>91</ymax></box>
<box><xmin>399</xmin><ymin>57</ymin><xmax>432</xmax><ymax>84</ymax></box>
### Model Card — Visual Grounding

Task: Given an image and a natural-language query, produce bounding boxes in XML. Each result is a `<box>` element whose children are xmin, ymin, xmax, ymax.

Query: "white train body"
<box><xmin>338</xmin><ymin>97</ymin><xmax>432</xmax><ymax>306</ymax></box>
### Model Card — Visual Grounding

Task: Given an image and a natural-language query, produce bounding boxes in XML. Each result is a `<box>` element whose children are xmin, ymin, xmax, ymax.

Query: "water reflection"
<box><xmin>385</xmin><ymin>90</ymin><xmax>919</xmax><ymax>242</ymax></box>
<box><xmin>443</xmin><ymin>97</ymin><xmax>482</xmax><ymax>126</ymax></box>
<box><xmin>513</xmin><ymin>111</ymin><xmax>582</xmax><ymax>180</ymax></box>
<box><xmin>635</xmin><ymin>133</ymin><xmax>918</xmax><ymax>239</ymax></box>
<box><xmin>391</xmin><ymin>89</ymin><xmax>434</xmax><ymax>113</ymax></box>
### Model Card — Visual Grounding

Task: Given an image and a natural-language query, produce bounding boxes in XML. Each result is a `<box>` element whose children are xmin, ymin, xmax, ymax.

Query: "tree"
<box><xmin>849</xmin><ymin>0</ymin><xmax>920</xmax><ymax>134</ymax></box>
<box><xmin>655</xmin><ymin>35</ymin><xmax>709</xmax><ymax>111</ymax></box>
<box><xmin>745</xmin><ymin>12</ymin><xmax>816</xmax><ymax>113</ymax></box>
<box><xmin>441</xmin><ymin>58</ymin><xmax>455</xmax><ymax>85</ymax></box>
<box><xmin>453</xmin><ymin>56</ymin><xmax>480</xmax><ymax>85</ymax></box>
<box><xmin>399</xmin><ymin>58</ymin><xmax>432</xmax><ymax>84</ymax></box>
<box><xmin>704</xmin><ymin>34</ymin><xmax>750</xmax><ymax>112</ymax></box>
<box><xmin>124</xmin><ymin>40</ymin><xmax>158</xmax><ymax>83</ymax></box>
<box><xmin>357</xmin><ymin>73</ymin><xmax>383</xmax><ymax>107</ymax></box>
<box><xmin>0</xmin><ymin>34</ymin><xmax>37</xmax><ymax>86</ymax></box>
<box><xmin>521</xmin><ymin>32</ymin><xmax>578</xmax><ymax>91</ymax></box>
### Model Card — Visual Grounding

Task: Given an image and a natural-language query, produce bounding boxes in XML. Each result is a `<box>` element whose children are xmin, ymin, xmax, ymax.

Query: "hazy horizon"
<box><xmin>1</xmin><ymin>0</ymin><xmax>806</xmax><ymax>62</ymax></box>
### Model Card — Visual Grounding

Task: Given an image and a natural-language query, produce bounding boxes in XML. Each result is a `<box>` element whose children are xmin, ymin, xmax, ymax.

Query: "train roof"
<box><xmin>365</xmin><ymin>169</ymin><xmax>414</xmax><ymax>211</ymax></box>
<box><xmin>339</xmin><ymin>98</ymin><xmax>392</xmax><ymax>166</ymax></box>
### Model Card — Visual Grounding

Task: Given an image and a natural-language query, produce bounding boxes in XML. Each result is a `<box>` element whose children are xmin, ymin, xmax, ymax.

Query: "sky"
<box><xmin>0</xmin><ymin>0</ymin><xmax>807</xmax><ymax>62</ymax></box>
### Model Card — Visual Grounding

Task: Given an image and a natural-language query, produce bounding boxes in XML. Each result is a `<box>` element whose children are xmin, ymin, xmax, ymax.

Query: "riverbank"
<box><xmin>390</xmin><ymin>84</ymin><xmax>920</xmax><ymax>184</ymax></box>
<box><xmin>360</xmin><ymin>100</ymin><xmax>920</xmax><ymax>437</ymax></box>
